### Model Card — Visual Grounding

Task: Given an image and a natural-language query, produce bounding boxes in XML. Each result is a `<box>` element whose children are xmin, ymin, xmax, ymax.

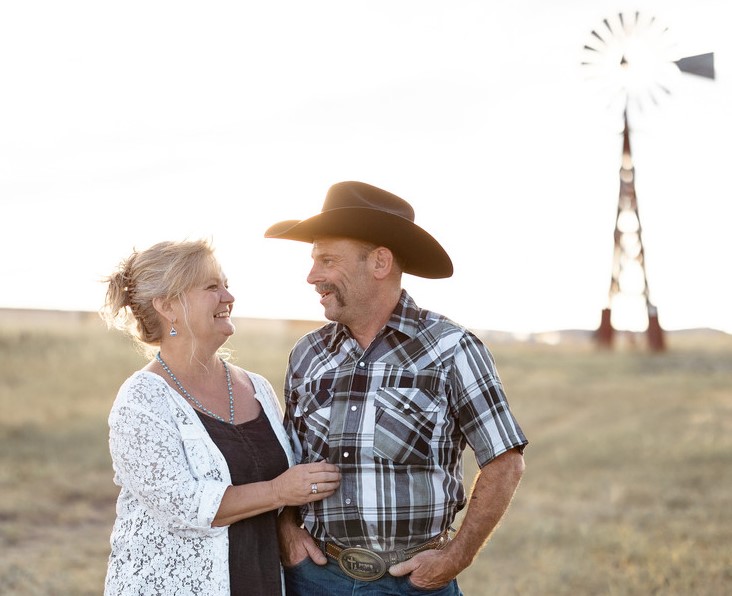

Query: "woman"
<box><xmin>100</xmin><ymin>239</ymin><xmax>340</xmax><ymax>595</ymax></box>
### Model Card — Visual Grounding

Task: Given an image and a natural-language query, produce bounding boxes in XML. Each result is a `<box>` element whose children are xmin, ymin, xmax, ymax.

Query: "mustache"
<box><xmin>315</xmin><ymin>284</ymin><xmax>338</xmax><ymax>294</ymax></box>
<box><xmin>315</xmin><ymin>284</ymin><xmax>344</xmax><ymax>307</ymax></box>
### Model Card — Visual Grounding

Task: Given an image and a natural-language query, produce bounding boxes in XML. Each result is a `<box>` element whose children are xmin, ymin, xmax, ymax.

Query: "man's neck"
<box><xmin>347</xmin><ymin>288</ymin><xmax>402</xmax><ymax>349</ymax></box>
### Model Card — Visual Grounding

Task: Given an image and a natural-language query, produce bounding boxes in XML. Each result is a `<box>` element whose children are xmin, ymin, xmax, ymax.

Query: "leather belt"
<box><xmin>320</xmin><ymin>530</ymin><xmax>449</xmax><ymax>581</ymax></box>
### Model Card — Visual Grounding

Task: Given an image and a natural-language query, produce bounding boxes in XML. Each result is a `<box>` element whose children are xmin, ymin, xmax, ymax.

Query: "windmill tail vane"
<box><xmin>674</xmin><ymin>52</ymin><xmax>715</xmax><ymax>79</ymax></box>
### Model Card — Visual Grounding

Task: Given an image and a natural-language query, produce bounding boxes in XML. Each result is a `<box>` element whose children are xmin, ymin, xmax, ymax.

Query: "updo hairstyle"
<box><xmin>100</xmin><ymin>239</ymin><xmax>218</xmax><ymax>352</ymax></box>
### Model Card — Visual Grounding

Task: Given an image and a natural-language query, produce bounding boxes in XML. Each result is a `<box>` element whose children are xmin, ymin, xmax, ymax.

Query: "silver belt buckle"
<box><xmin>337</xmin><ymin>546</ymin><xmax>387</xmax><ymax>581</ymax></box>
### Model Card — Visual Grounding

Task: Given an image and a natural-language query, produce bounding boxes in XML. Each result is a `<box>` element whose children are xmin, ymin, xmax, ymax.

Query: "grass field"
<box><xmin>1</xmin><ymin>312</ymin><xmax>730</xmax><ymax>595</ymax></box>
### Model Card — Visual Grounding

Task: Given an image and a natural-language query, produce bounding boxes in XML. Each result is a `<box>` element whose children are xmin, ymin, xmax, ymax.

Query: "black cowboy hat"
<box><xmin>264</xmin><ymin>181</ymin><xmax>453</xmax><ymax>279</ymax></box>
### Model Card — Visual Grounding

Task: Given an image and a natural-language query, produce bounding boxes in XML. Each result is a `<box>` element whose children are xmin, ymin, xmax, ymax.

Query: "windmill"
<box><xmin>581</xmin><ymin>11</ymin><xmax>715</xmax><ymax>351</ymax></box>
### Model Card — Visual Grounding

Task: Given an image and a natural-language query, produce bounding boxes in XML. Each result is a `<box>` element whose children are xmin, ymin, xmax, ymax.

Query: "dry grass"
<box><xmin>1</xmin><ymin>313</ymin><xmax>730</xmax><ymax>595</ymax></box>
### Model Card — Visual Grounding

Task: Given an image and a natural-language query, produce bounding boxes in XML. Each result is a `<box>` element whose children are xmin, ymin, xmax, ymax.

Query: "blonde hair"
<box><xmin>100</xmin><ymin>239</ymin><xmax>219</xmax><ymax>354</ymax></box>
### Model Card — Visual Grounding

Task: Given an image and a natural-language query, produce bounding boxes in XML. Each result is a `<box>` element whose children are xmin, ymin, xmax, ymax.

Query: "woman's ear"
<box><xmin>152</xmin><ymin>297</ymin><xmax>174</xmax><ymax>322</ymax></box>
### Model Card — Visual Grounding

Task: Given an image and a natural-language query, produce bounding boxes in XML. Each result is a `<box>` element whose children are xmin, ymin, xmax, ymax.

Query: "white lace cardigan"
<box><xmin>104</xmin><ymin>369</ymin><xmax>295</xmax><ymax>596</ymax></box>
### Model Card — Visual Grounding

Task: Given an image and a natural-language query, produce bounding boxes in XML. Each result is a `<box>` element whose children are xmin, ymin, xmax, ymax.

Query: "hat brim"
<box><xmin>265</xmin><ymin>207</ymin><xmax>453</xmax><ymax>279</ymax></box>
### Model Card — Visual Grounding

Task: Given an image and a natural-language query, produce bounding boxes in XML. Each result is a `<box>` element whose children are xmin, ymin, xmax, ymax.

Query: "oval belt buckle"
<box><xmin>337</xmin><ymin>547</ymin><xmax>387</xmax><ymax>581</ymax></box>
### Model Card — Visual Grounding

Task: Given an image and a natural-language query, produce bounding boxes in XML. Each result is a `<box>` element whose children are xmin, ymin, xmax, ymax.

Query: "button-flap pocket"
<box><xmin>373</xmin><ymin>387</ymin><xmax>439</xmax><ymax>464</ymax></box>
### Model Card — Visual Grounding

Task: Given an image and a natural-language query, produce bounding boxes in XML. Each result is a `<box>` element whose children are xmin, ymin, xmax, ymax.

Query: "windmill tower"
<box><xmin>581</xmin><ymin>11</ymin><xmax>715</xmax><ymax>351</ymax></box>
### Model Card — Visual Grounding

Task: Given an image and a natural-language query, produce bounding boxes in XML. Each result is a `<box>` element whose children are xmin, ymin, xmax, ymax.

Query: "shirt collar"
<box><xmin>385</xmin><ymin>290</ymin><xmax>422</xmax><ymax>339</ymax></box>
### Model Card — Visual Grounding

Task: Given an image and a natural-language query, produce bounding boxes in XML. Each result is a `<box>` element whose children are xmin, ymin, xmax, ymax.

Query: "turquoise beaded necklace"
<box><xmin>156</xmin><ymin>352</ymin><xmax>235</xmax><ymax>423</ymax></box>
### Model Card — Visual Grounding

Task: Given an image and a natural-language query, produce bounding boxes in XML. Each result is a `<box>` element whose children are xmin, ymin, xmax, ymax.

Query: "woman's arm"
<box><xmin>110</xmin><ymin>396</ymin><xmax>227</xmax><ymax>533</ymax></box>
<box><xmin>213</xmin><ymin>460</ymin><xmax>340</xmax><ymax>526</ymax></box>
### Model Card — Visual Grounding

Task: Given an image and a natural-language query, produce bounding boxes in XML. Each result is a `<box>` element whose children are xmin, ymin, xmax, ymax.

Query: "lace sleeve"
<box><xmin>109</xmin><ymin>373</ymin><xmax>228</xmax><ymax>535</ymax></box>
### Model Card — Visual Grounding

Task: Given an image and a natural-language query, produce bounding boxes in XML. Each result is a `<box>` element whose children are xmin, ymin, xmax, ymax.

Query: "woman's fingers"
<box><xmin>272</xmin><ymin>462</ymin><xmax>342</xmax><ymax>505</ymax></box>
<box><xmin>305</xmin><ymin>461</ymin><xmax>340</xmax><ymax>474</ymax></box>
<box><xmin>301</xmin><ymin>462</ymin><xmax>341</xmax><ymax>489</ymax></box>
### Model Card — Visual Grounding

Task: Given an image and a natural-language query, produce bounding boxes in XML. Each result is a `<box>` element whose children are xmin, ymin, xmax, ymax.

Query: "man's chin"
<box><xmin>321</xmin><ymin>303</ymin><xmax>343</xmax><ymax>323</ymax></box>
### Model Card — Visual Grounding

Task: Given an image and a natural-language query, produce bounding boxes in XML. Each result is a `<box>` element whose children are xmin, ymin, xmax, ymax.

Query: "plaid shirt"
<box><xmin>283</xmin><ymin>290</ymin><xmax>527</xmax><ymax>552</ymax></box>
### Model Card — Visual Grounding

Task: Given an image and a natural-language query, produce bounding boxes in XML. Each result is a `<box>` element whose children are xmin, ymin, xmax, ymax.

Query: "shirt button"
<box><xmin>343</xmin><ymin>452</ymin><xmax>350</xmax><ymax>458</ymax></box>
<box><xmin>345</xmin><ymin>498</ymin><xmax>352</xmax><ymax>505</ymax></box>
<box><xmin>358</xmin><ymin>361</ymin><xmax>366</xmax><ymax>368</ymax></box>
<box><xmin>350</xmin><ymin>405</ymin><xmax>357</xmax><ymax>411</ymax></box>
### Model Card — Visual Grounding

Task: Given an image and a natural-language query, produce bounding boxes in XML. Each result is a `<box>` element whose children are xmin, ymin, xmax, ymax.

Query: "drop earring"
<box><xmin>169</xmin><ymin>322</ymin><xmax>178</xmax><ymax>337</ymax></box>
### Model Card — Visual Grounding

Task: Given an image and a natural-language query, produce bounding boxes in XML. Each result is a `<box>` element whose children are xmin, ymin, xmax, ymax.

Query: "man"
<box><xmin>265</xmin><ymin>181</ymin><xmax>527</xmax><ymax>595</ymax></box>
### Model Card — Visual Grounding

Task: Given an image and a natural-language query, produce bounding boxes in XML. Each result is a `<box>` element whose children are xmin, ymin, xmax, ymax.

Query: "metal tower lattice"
<box><xmin>596</xmin><ymin>109</ymin><xmax>664</xmax><ymax>351</ymax></box>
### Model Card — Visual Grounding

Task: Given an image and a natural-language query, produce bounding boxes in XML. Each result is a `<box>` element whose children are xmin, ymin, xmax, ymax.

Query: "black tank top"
<box><xmin>197</xmin><ymin>407</ymin><xmax>289</xmax><ymax>595</ymax></box>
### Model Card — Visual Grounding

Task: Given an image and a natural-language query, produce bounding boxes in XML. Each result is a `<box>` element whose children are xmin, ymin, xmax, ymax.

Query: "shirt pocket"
<box><xmin>373</xmin><ymin>387</ymin><xmax>440</xmax><ymax>464</ymax></box>
<box><xmin>295</xmin><ymin>383</ymin><xmax>333</xmax><ymax>462</ymax></box>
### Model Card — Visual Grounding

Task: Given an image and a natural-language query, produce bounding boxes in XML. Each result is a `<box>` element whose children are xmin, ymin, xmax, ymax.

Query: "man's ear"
<box><xmin>371</xmin><ymin>247</ymin><xmax>394</xmax><ymax>280</ymax></box>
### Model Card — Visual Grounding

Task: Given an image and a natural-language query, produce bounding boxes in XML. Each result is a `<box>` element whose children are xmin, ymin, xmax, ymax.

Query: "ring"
<box><xmin>311</xmin><ymin>483</ymin><xmax>318</xmax><ymax>494</ymax></box>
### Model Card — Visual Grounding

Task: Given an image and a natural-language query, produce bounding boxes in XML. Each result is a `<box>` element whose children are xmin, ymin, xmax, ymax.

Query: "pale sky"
<box><xmin>2</xmin><ymin>0</ymin><xmax>731</xmax><ymax>334</ymax></box>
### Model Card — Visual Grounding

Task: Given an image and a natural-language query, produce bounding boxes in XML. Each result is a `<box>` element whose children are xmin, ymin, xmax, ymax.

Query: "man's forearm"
<box><xmin>445</xmin><ymin>448</ymin><xmax>525</xmax><ymax>571</ymax></box>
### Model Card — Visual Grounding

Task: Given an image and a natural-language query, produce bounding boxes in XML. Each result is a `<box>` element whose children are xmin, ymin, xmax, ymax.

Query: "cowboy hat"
<box><xmin>264</xmin><ymin>181</ymin><xmax>453</xmax><ymax>279</ymax></box>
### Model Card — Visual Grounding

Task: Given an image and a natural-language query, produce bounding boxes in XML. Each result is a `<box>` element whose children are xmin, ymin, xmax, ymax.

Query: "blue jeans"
<box><xmin>284</xmin><ymin>557</ymin><xmax>463</xmax><ymax>596</ymax></box>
